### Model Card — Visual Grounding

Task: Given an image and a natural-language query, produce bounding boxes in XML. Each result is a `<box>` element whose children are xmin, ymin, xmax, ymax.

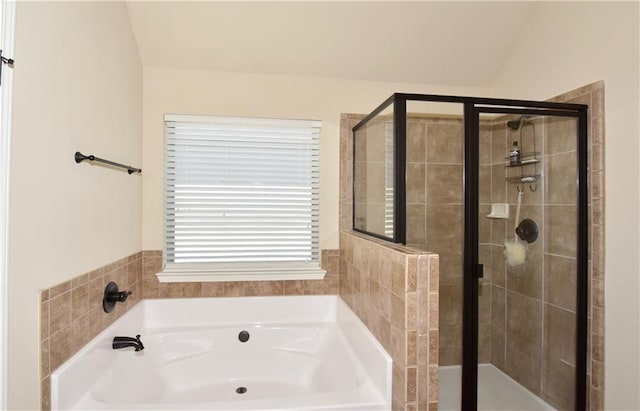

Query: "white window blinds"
<box><xmin>162</xmin><ymin>115</ymin><xmax>323</xmax><ymax>282</ymax></box>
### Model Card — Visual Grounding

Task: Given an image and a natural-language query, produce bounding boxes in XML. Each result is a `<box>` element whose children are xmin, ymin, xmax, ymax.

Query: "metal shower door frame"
<box><xmin>464</xmin><ymin>104</ymin><xmax>588</xmax><ymax>411</ymax></box>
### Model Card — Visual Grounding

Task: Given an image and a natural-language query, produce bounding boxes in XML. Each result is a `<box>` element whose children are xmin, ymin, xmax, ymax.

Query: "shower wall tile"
<box><xmin>506</xmin><ymin>291</ymin><xmax>542</xmax><ymax>346</ymax></box>
<box><xmin>544</xmin><ymin>254</ymin><xmax>577</xmax><ymax>311</ymax></box>
<box><xmin>491</xmin><ymin>122</ymin><xmax>507</xmax><ymax>165</ymax></box>
<box><xmin>544</xmin><ymin>205</ymin><xmax>577</xmax><ymax>257</ymax></box>
<box><xmin>339</xmin><ymin>114</ymin><xmax>365</xmax><ymax>233</ymax></box>
<box><xmin>406</xmin><ymin>121</ymin><xmax>426</xmax><ymax>162</ymax></box>
<box><xmin>439</xmin><ymin>324</ymin><xmax>461</xmax><ymax>366</ymax></box>
<box><xmin>479</xmin><ymin>123</ymin><xmax>492</xmax><ymax>165</ymax></box>
<box><xmin>506</xmin><ymin>332</ymin><xmax>542</xmax><ymax>395</ymax></box>
<box><xmin>436</xmin><ymin>252</ymin><xmax>463</xmax><ymax>286</ymax></box>
<box><xmin>406</xmin><ymin>163</ymin><xmax>426</xmax><ymax>204</ymax></box>
<box><xmin>479</xmin><ymin>166</ymin><xmax>492</xmax><ymax>204</ymax></box>
<box><xmin>439</xmin><ymin>284</ymin><xmax>462</xmax><ymax>326</ymax></box>
<box><xmin>489</xmin><ymin>245</ymin><xmax>505</xmax><ymax>288</ymax></box>
<box><xmin>479</xmin><ymin>206</ymin><xmax>491</xmax><ymax>244</ymax></box>
<box><xmin>506</xmin><ymin>250</ymin><xmax>542</xmax><ymax>299</ymax></box>
<box><xmin>406</xmin><ymin>204</ymin><xmax>426</xmax><ymax>247</ymax></box>
<box><xmin>425</xmin><ymin>205</ymin><xmax>463</xmax><ymax>254</ymax></box>
<box><xmin>491</xmin><ymin>164</ymin><xmax>506</xmax><ymax>202</ymax></box>
<box><xmin>478</xmin><ymin>323</ymin><xmax>492</xmax><ymax>363</ymax></box>
<box><xmin>545</xmin><ymin>152</ymin><xmax>577</xmax><ymax>205</ymax></box>
<box><xmin>542</xmin><ymin>354</ymin><xmax>576</xmax><ymax>411</ymax></box>
<box><xmin>544</xmin><ymin>115</ymin><xmax>578</xmax><ymax>155</ymax></box>
<box><xmin>478</xmin><ymin>283</ymin><xmax>491</xmax><ymax>324</ymax></box>
<box><xmin>491</xmin><ymin>323</ymin><xmax>506</xmax><ymax>370</ymax></box>
<box><xmin>544</xmin><ymin>304</ymin><xmax>576</xmax><ymax>366</ymax></box>
<box><xmin>426</xmin><ymin>164</ymin><xmax>462</xmax><ymax>204</ymax></box>
<box><xmin>425</xmin><ymin>121</ymin><xmax>463</xmax><ymax>164</ymax></box>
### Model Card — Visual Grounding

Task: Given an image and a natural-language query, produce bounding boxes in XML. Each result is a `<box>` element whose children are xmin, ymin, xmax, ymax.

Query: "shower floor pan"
<box><xmin>439</xmin><ymin>364</ymin><xmax>556</xmax><ymax>410</ymax></box>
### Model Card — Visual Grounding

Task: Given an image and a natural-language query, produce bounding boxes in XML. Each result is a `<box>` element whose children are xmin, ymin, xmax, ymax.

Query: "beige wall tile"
<box><xmin>544</xmin><ymin>304</ymin><xmax>576</xmax><ymax>366</ymax></box>
<box><xmin>491</xmin><ymin>122</ymin><xmax>508</xmax><ymax>166</ymax></box>
<box><xmin>506</xmin><ymin>250</ymin><xmax>543</xmax><ymax>299</ymax></box>
<box><xmin>49</xmin><ymin>292</ymin><xmax>71</xmax><ymax>336</ymax></box>
<box><xmin>545</xmin><ymin>205</ymin><xmax>577</xmax><ymax>257</ymax></box>
<box><xmin>506</xmin><ymin>332</ymin><xmax>542</xmax><ymax>395</ymax></box>
<box><xmin>426</xmin><ymin>164</ymin><xmax>462</xmax><ymax>204</ymax></box>
<box><xmin>425</xmin><ymin>205</ymin><xmax>463</xmax><ymax>254</ymax></box>
<box><xmin>542</xmin><ymin>355</ymin><xmax>575</xmax><ymax>410</ymax></box>
<box><xmin>479</xmin><ymin>124</ymin><xmax>492</xmax><ymax>165</ymax></box>
<box><xmin>476</xmin><ymin>323</ymin><xmax>490</xmax><ymax>364</ymax></box>
<box><xmin>49</xmin><ymin>328</ymin><xmax>72</xmax><ymax>373</ymax></box>
<box><xmin>506</xmin><ymin>291</ymin><xmax>542</xmax><ymax>346</ymax></box>
<box><xmin>426</xmin><ymin>121</ymin><xmax>462</xmax><ymax>164</ymax></box>
<box><xmin>491</xmin><ymin>323</ymin><xmax>506</xmax><ymax>370</ymax></box>
<box><xmin>545</xmin><ymin>116</ymin><xmax>578</xmax><ymax>155</ymax></box>
<box><xmin>544</xmin><ymin>254</ymin><xmax>577</xmax><ymax>311</ymax></box>
<box><xmin>439</xmin><ymin>324</ymin><xmax>461</xmax><ymax>366</ymax></box>
<box><xmin>40</xmin><ymin>301</ymin><xmax>49</xmax><ymax>341</ymax></box>
<box><xmin>406</xmin><ymin>121</ymin><xmax>426</xmax><ymax>163</ymax></box>
<box><xmin>545</xmin><ymin>152</ymin><xmax>578</xmax><ymax>205</ymax></box>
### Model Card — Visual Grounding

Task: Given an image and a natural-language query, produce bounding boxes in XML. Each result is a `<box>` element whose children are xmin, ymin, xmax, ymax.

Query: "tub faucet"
<box><xmin>112</xmin><ymin>334</ymin><xmax>144</xmax><ymax>352</ymax></box>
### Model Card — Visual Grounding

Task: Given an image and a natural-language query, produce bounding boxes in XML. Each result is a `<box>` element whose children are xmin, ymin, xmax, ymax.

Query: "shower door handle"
<box><xmin>476</xmin><ymin>264</ymin><xmax>484</xmax><ymax>279</ymax></box>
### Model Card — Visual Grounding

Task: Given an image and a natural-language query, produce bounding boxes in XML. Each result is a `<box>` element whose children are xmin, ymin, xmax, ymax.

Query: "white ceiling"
<box><xmin>126</xmin><ymin>1</ymin><xmax>539</xmax><ymax>87</ymax></box>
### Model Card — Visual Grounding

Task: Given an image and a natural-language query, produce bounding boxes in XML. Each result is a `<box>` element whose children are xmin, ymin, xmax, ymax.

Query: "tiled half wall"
<box><xmin>340</xmin><ymin>231</ymin><xmax>439</xmax><ymax>411</ymax></box>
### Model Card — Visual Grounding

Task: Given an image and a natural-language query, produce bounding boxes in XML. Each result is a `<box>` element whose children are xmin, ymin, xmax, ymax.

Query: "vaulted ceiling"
<box><xmin>126</xmin><ymin>1</ymin><xmax>538</xmax><ymax>87</ymax></box>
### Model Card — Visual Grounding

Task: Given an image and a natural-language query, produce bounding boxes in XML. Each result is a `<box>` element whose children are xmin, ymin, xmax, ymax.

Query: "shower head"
<box><xmin>506</xmin><ymin>115</ymin><xmax>531</xmax><ymax>130</ymax></box>
<box><xmin>507</xmin><ymin>119</ymin><xmax>522</xmax><ymax>130</ymax></box>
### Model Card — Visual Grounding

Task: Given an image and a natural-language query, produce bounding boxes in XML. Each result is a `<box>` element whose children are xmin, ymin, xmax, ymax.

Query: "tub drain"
<box><xmin>236</xmin><ymin>386</ymin><xmax>247</xmax><ymax>394</ymax></box>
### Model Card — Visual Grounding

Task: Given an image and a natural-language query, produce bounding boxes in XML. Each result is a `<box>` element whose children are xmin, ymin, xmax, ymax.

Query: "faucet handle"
<box><xmin>115</xmin><ymin>290</ymin><xmax>133</xmax><ymax>302</ymax></box>
<box><xmin>103</xmin><ymin>282</ymin><xmax>133</xmax><ymax>313</ymax></box>
<box><xmin>134</xmin><ymin>334</ymin><xmax>144</xmax><ymax>351</ymax></box>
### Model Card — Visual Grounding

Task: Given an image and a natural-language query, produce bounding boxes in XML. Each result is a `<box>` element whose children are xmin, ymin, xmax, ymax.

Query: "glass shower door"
<box><xmin>467</xmin><ymin>107</ymin><xmax>588</xmax><ymax>410</ymax></box>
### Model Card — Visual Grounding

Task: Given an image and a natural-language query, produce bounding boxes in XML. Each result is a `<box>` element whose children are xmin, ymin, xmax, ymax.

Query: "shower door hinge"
<box><xmin>476</xmin><ymin>263</ymin><xmax>484</xmax><ymax>279</ymax></box>
<box><xmin>0</xmin><ymin>49</ymin><xmax>14</xmax><ymax>86</ymax></box>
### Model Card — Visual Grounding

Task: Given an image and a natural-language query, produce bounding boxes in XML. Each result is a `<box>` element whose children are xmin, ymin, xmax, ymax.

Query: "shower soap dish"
<box><xmin>486</xmin><ymin>203</ymin><xmax>509</xmax><ymax>219</ymax></box>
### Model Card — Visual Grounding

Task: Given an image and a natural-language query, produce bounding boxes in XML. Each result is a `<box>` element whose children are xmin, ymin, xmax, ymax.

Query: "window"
<box><xmin>159</xmin><ymin>114</ymin><xmax>324</xmax><ymax>282</ymax></box>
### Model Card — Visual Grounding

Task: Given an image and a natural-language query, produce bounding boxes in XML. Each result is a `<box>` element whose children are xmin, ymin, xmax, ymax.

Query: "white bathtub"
<box><xmin>51</xmin><ymin>295</ymin><xmax>392</xmax><ymax>410</ymax></box>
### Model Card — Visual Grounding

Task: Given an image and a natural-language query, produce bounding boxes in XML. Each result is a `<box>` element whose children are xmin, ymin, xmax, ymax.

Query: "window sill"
<box><xmin>155</xmin><ymin>267</ymin><xmax>326</xmax><ymax>283</ymax></box>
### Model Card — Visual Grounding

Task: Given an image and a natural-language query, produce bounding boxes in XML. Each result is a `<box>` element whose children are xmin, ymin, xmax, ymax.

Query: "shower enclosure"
<box><xmin>352</xmin><ymin>94</ymin><xmax>588</xmax><ymax>410</ymax></box>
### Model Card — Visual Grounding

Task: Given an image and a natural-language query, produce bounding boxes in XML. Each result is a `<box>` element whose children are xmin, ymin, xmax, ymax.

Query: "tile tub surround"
<box><xmin>39</xmin><ymin>249</ymin><xmax>340</xmax><ymax>410</ymax></box>
<box><xmin>340</xmin><ymin>230</ymin><xmax>439</xmax><ymax>411</ymax></box>
<box><xmin>39</xmin><ymin>252</ymin><xmax>143</xmax><ymax>411</ymax></box>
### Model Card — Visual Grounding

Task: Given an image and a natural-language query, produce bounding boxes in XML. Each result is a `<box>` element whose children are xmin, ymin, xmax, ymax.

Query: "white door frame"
<box><xmin>0</xmin><ymin>0</ymin><xmax>15</xmax><ymax>408</ymax></box>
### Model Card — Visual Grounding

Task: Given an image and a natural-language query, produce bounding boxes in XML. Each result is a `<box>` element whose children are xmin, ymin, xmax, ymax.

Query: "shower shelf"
<box><xmin>506</xmin><ymin>174</ymin><xmax>541</xmax><ymax>184</ymax></box>
<box><xmin>505</xmin><ymin>158</ymin><xmax>540</xmax><ymax>168</ymax></box>
<box><xmin>503</xmin><ymin>151</ymin><xmax>540</xmax><ymax>165</ymax></box>
<box><xmin>505</xmin><ymin>118</ymin><xmax>540</xmax><ymax>189</ymax></box>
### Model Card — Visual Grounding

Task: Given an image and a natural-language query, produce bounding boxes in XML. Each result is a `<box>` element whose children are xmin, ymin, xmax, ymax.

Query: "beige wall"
<box><xmin>141</xmin><ymin>67</ymin><xmax>490</xmax><ymax>252</ymax></box>
<box><xmin>492</xmin><ymin>2</ymin><xmax>640</xmax><ymax>409</ymax></box>
<box><xmin>8</xmin><ymin>2</ymin><xmax>142</xmax><ymax>408</ymax></box>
